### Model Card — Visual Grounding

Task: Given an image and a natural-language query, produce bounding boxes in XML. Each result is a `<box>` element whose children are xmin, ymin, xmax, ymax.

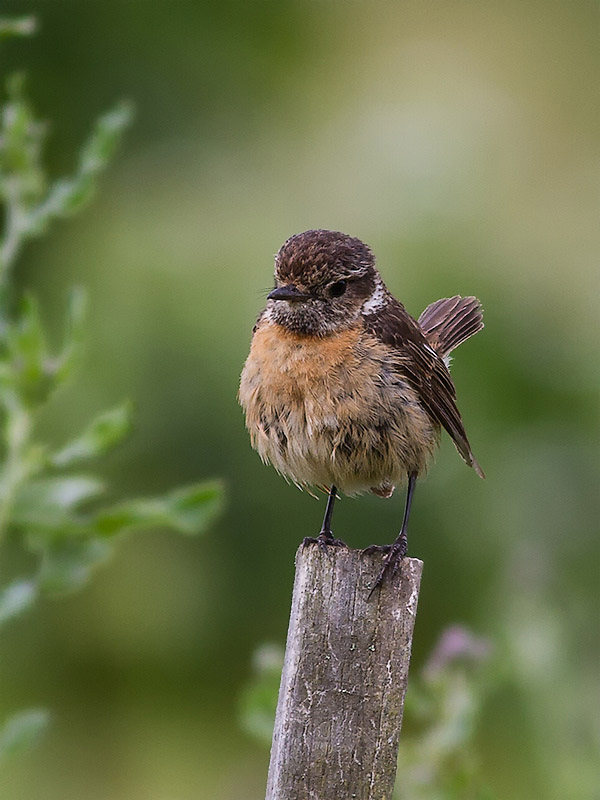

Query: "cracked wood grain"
<box><xmin>266</xmin><ymin>545</ymin><xmax>423</xmax><ymax>800</ymax></box>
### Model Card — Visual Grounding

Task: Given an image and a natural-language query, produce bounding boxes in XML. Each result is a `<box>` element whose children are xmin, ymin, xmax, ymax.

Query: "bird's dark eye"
<box><xmin>329</xmin><ymin>280</ymin><xmax>347</xmax><ymax>298</ymax></box>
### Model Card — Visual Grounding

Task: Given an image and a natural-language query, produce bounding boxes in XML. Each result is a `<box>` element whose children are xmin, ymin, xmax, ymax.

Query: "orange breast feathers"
<box><xmin>243</xmin><ymin>320</ymin><xmax>364</xmax><ymax>402</ymax></box>
<box><xmin>238</xmin><ymin>319</ymin><xmax>439</xmax><ymax>494</ymax></box>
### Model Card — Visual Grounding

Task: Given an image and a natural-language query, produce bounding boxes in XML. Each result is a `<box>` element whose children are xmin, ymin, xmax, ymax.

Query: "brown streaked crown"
<box><xmin>268</xmin><ymin>230</ymin><xmax>378</xmax><ymax>336</ymax></box>
<box><xmin>275</xmin><ymin>229</ymin><xmax>375</xmax><ymax>287</ymax></box>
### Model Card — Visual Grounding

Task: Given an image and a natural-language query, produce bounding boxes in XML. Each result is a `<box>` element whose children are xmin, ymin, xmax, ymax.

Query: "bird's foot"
<box><xmin>364</xmin><ymin>535</ymin><xmax>407</xmax><ymax>598</ymax></box>
<box><xmin>303</xmin><ymin>530</ymin><xmax>347</xmax><ymax>551</ymax></box>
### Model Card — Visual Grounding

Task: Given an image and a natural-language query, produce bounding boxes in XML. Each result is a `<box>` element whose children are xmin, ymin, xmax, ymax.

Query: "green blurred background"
<box><xmin>1</xmin><ymin>1</ymin><xmax>597</xmax><ymax>798</ymax></box>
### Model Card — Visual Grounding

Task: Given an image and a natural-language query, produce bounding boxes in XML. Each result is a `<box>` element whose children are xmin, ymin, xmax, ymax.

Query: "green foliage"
<box><xmin>0</xmin><ymin>17</ymin><xmax>223</xmax><ymax>762</ymax></box>
<box><xmin>393</xmin><ymin>627</ymin><xmax>495</xmax><ymax>800</ymax></box>
<box><xmin>0</xmin><ymin>68</ymin><xmax>133</xmax><ymax>283</ymax></box>
<box><xmin>239</xmin><ymin>644</ymin><xmax>284</xmax><ymax>746</ymax></box>
<box><xmin>51</xmin><ymin>402</ymin><xmax>133</xmax><ymax>467</ymax></box>
<box><xmin>0</xmin><ymin>709</ymin><xmax>49</xmax><ymax>762</ymax></box>
<box><xmin>0</xmin><ymin>579</ymin><xmax>37</xmax><ymax>626</ymax></box>
<box><xmin>0</xmin><ymin>17</ymin><xmax>36</xmax><ymax>40</ymax></box>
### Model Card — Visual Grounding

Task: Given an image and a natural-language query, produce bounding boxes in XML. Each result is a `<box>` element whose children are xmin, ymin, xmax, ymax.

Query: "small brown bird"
<box><xmin>239</xmin><ymin>229</ymin><xmax>484</xmax><ymax>588</ymax></box>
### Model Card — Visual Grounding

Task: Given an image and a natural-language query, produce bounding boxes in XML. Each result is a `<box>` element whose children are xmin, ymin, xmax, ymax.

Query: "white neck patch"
<box><xmin>362</xmin><ymin>279</ymin><xmax>388</xmax><ymax>316</ymax></box>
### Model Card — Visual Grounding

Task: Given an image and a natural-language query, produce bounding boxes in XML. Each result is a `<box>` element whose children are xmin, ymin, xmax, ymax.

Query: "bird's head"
<box><xmin>267</xmin><ymin>229</ymin><xmax>383</xmax><ymax>336</ymax></box>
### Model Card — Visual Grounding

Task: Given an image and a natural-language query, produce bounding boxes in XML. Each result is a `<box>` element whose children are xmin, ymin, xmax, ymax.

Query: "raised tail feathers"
<box><xmin>418</xmin><ymin>296</ymin><xmax>484</xmax><ymax>360</ymax></box>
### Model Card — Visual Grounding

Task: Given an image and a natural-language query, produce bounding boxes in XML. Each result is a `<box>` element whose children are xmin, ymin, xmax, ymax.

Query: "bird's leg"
<box><xmin>364</xmin><ymin>472</ymin><xmax>417</xmax><ymax>594</ymax></box>
<box><xmin>303</xmin><ymin>485</ymin><xmax>347</xmax><ymax>549</ymax></box>
<box><xmin>320</xmin><ymin>484</ymin><xmax>337</xmax><ymax>538</ymax></box>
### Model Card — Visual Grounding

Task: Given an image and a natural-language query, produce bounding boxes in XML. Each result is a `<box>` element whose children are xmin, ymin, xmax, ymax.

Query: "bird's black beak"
<box><xmin>268</xmin><ymin>284</ymin><xmax>312</xmax><ymax>302</ymax></box>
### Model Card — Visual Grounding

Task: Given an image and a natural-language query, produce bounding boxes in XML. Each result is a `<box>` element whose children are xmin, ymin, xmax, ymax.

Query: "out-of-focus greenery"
<box><xmin>0</xmin><ymin>13</ymin><xmax>222</xmax><ymax>773</ymax></box>
<box><xmin>394</xmin><ymin>626</ymin><xmax>495</xmax><ymax>800</ymax></box>
<box><xmin>0</xmin><ymin>2</ymin><xmax>596</xmax><ymax>799</ymax></box>
<box><xmin>239</xmin><ymin>643</ymin><xmax>283</xmax><ymax>748</ymax></box>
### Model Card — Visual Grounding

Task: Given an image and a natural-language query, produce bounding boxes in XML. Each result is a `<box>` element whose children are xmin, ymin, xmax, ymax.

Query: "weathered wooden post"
<box><xmin>266</xmin><ymin>545</ymin><xmax>423</xmax><ymax>800</ymax></box>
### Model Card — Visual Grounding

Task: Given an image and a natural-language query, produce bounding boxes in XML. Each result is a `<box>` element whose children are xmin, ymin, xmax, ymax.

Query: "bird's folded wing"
<box><xmin>363</xmin><ymin>300</ymin><xmax>484</xmax><ymax>478</ymax></box>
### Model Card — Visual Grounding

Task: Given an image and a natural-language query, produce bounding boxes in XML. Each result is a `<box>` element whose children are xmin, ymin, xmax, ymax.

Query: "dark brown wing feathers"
<box><xmin>418</xmin><ymin>296</ymin><xmax>484</xmax><ymax>359</ymax></box>
<box><xmin>364</xmin><ymin>298</ymin><xmax>485</xmax><ymax>478</ymax></box>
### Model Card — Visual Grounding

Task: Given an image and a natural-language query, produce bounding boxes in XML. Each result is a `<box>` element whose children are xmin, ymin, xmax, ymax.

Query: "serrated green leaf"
<box><xmin>8</xmin><ymin>293</ymin><xmax>45</xmax><ymax>372</ymax></box>
<box><xmin>0</xmin><ymin>75</ymin><xmax>46</xmax><ymax>207</ymax></box>
<box><xmin>2</xmin><ymin>293</ymin><xmax>64</xmax><ymax>405</ymax></box>
<box><xmin>79</xmin><ymin>102</ymin><xmax>134</xmax><ymax>174</ymax></box>
<box><xmin>34</xmin><ymin>174</ymin><xmax>96</xmax><ymax>223</ymax></box>
<box><xmin>0</xmin><ymin>708</ymin><xmax>49</xmax><ymax>760</ymax></box>
<box><xmin>0</xmin><ymin>579</ymin><xmax>37</xmax><ymax>627</ymax></box>
<box><xmin>38</xmin><ymin>537</ymin><xmax>113</xmax><ymax>595</ymax></box>
<box><xmin>94</xmin><ymin>480</ymin><xmax>224</xmax><ymax>537</ymax></box>
<box><xmin>52</xmin><ymin>402</ymin><xmax>133</xmax><ymax>468</ymax></box>
<box><xmin>12</xmin><ymin>475</ymin><xmax>104</xmax><ymax>529</ymax></box>
<box><xmin>53</xmin><ymin>286</ymin><xmax>87</xmax><ymax>384</ymax></box>
<box><xmin>24</xmin><ymin>101</ymin><xmax>133</xmax><ymax>233</ymax></box>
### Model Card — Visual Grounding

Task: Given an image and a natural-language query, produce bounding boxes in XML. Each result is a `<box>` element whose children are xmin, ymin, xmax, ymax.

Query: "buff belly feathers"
<box><xmin>239</xmin><ymin>318</ymin><xmax>439</xmax><ymax>497</ymax></box>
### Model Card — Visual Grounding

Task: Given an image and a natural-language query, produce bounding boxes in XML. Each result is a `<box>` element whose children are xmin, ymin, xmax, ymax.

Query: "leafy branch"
<box><xmin>0</xmin><ymin>17</ymin><xmax>223</xmax><ymax>760</ymax></box>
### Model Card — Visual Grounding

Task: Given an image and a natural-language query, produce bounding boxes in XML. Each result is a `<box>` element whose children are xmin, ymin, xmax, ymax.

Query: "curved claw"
<box><xmin>366</xmin><ymin>540</ymin><xmax>407</xmax><ymax>598</ymax></box>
